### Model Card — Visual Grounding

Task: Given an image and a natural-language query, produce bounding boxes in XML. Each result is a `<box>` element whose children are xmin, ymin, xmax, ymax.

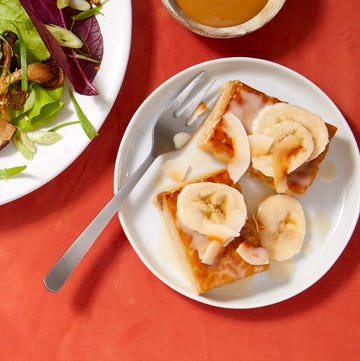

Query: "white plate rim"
<box><xmin>0</xmin><ymin>0</ymin><xmax>132</xmax><ymax>205</ymax></box>
<box><xmin>114</xmin><ymin>57</ymin><xmax>360</xmax><ymax>309</ymax></box>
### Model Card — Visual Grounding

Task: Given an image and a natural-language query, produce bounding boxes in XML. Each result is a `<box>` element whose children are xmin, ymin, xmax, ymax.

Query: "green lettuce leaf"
<box><xmin>0</xmin><ymin>0</ymin><xmax>49</xmax><ymax>62</ymax></box>
<box><xmin>10</xmin><ymin>83</ymin><xmax>64</xmax><ymax>131</ymax></box>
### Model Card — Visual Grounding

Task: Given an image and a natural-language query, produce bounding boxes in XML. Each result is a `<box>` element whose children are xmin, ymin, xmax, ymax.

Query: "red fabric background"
<box><xmin>0</xmin><ymin>1</ymin><xmax>359</xmax><ymax>360</ymax></box>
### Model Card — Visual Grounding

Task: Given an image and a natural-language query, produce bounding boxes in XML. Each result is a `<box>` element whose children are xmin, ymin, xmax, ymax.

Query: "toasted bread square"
<box><xmin>197</xmin><ymin>80</ymin><xmax>337</xmax><ymax>195</ymax></box>
<box><xmin>156</xmin><ymin>169</ymin><xmax>268</xmax><ymax>294</ymax></box>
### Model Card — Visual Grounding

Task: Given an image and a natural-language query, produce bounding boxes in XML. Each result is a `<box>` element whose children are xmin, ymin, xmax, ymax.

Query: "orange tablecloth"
<box><xmin>0</xmin><ymin>1</ymin><xmax>359</xmax><ymax>360</ymax></box>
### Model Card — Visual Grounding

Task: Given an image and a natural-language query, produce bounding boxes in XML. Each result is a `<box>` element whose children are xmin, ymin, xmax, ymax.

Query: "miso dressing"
<box><xmin>175</xmin><ymin>0</ymin><xmax>269</xmax><ymax>28</ymax></box>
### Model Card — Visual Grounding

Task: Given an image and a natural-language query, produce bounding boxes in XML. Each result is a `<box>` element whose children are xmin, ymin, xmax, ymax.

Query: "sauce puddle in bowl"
<box><xmin>175</xmin><ymin>0</ymin><xmax>269</xmax><ymax>27</ymax></box>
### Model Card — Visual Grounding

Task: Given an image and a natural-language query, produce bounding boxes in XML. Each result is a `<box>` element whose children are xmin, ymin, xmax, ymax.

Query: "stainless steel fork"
<box><xmin>44</xmin><ymin>71</ymin><xmax>215</xmax><ymax>292</ymax></box>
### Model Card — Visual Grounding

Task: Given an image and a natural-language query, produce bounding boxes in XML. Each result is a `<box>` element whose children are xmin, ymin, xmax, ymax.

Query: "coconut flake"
<box><xmin>236</xmin><ymin>241</ymin><xmax>269</xmax><ymax>266</ymax></box>
<box><xmin>222</xmin><ymin>112</ymin><xmax>250</xmax><ymax>183</ymax></box>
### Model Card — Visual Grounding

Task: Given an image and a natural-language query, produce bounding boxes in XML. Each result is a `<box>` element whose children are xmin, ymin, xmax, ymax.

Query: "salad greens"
<box><xmin>19</xmin><ymin>0</ymin><xmax>104</xmax><ymax>95</ymax></box>
<box><xmin>71</xmin><ymin>0</ymin><xmax>108</xmax><ymax>23</ymax></box>
<box><xmin>0</xmin><ymin>165</ymin><xmax>27</xmax><ymax>180</ymax></box>
<box><xmin>0</xmin><ymin>0</ymin><xmax>50</xmax><ymax>62</ymax></box>
<box><xmin>9</xmin><ymin>84</ymin><xmax>65</xmax><ymax>131</ymax></box>
<box><xmin>0</xmin><ymin>0</ymin><xmax>104</xmax><ymax>176</ymax></box>
<box><xmin>69</xmin><ymin>89</ymin><xmax>98</xmax><ymax>139</ymax></box>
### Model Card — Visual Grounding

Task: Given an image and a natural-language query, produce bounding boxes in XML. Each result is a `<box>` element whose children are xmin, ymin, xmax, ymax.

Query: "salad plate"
<box><xmin>114</xmin><ymin>57</ymin><xmax>360</xmax><ymax>309</ymax></box>
<box><xmin>0</xmin><ymin>0</ymin><xmax>132</xmax><ymax>205</ymax></box>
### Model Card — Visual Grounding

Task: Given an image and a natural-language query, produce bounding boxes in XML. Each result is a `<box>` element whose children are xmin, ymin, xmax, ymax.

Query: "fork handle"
<box><xmin>43</xmin><ymin>152</ymin><xmax>156</xmax><ymax>292</ymax></box>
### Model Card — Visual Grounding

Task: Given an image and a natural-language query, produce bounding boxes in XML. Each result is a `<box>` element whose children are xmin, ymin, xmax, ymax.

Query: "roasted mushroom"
<box><xmin>7</xmin><ymin>59</ymin><xmax>65</xmax><ymax>89</ymax></box>
<box><xmin>0</xmin><ymin>31</ymin><xmax>18</xmax><ymax>148</ymax></box>
<box><xmin>0</xmin><ymin>119</ymin><xmax>16</xmax><ymax>150</ymax></box>
<box><xmin>0</xmin><ymin>30</ymin><xmax>65</xmax><ymax>150</ymax></box>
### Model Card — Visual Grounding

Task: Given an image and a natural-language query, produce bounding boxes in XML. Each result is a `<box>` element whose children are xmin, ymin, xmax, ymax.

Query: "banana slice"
<box><xmin>222</xmin><ymin>112</ymin><xmax>250</xmax><ymax>183</ymax></box>
<box><xmin>256</xmin><ymin>194</ymin><xmax>305</xmax><ymax>261</ymax></box>
<box><xmin>252</xmin><ymin>119</ymin><xmax>315</xmax><ymax>177</ymax></box>
<box><xmin>252</xmin><ymin>103</ymin><xmax>329</xmax><ymax>160</ymax></box>
<box><xmin>248</xmin><ymin>134</ymin><xmax>274</xmax><ymax>157</ymax></box>
<box><xmin>176</xmin><ymin>182</ymin><xmax>247</xmax><ymax>236</ymax></box>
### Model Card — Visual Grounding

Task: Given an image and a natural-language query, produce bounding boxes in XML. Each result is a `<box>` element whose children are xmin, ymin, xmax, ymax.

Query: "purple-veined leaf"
<box><xmin>19</xmin><ymin>0</ymin><xmax>103</xmax><ymax>95</ymax></box>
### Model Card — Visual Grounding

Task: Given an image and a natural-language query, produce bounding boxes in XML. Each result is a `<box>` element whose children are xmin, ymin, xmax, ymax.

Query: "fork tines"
<box><xmin>165</xmin><ymin>71</ymin><xmax>206</xmax><ymax>116</ymax></box>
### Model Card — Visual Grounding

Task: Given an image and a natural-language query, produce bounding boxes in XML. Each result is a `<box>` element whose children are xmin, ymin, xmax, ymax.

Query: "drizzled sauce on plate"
<box><xmin>175</xmin><ymin>0</ymin><xmax>269</xmax><ymax>28</ymax></box>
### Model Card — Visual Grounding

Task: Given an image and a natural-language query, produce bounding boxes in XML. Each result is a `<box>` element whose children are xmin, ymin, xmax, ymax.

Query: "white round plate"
<box><xmin>0</xmin><ymin>0</ymin><xmax>132</xmax><ymax>205</ymax></box>
<box><xmin>114</xmin><ymin>58</ymin><xmax>360</xmax><ymax>309</ymax></box>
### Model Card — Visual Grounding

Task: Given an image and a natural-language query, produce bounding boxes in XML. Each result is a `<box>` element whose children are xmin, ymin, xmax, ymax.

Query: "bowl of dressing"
<box><xmin>162</xmin><ymin>0</ymin><xmax>286</xmax><ymax>38</ymax></box>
